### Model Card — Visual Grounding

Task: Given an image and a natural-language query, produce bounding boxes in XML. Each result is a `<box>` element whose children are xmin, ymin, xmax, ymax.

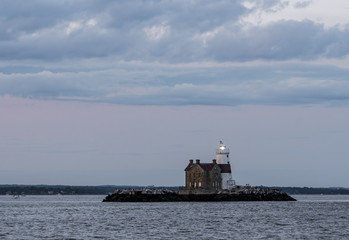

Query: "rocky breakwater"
<box><xmin>102</xmin><ymin>187</ymin><xmax>296</xmax><ymax>202</ymax></box>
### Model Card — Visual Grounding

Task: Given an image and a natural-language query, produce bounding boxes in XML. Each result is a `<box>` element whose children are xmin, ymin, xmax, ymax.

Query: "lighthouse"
<box><xmin>184</xmin><ymin>141</ymin><xmax>236</xmax><ymax>192</ymax></box>
<box><xmin>216</xmin><ymin>141</ymin><xmax>235</xmax><ymax>189</ymax></box>
<box><xmin>216</xmin><ymin>140</ymin><xmax>230</xmax><ymax>164</ymax></box>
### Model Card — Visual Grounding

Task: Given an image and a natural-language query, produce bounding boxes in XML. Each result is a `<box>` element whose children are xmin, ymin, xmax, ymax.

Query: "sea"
<box><xmin>0</xmin><ymin>195</ymin><xmax>348</xmax><ymax>239</ymax></box>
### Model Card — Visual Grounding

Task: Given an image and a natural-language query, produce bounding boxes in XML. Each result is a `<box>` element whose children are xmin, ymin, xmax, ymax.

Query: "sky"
<box><xmin>1</xmin><ymin>0</ymin><xmax>349</xmax><ymax>187</ymax></box>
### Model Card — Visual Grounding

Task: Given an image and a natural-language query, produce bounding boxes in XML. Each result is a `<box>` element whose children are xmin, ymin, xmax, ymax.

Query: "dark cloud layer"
<box><xmin>1</xmin><ymin>63</ymin><xmax>349</xmax><ymax>106</ymax></box>
<box><xmin>207</xmin><ymin>20</ymin><xmax>349</xmax><ymax>61</ymax></box>
<box><xmin>0</xmin><ymin>0</ymin><xmax>349</xmax><ymax>106</ymax></box>
<box><xmin>0</xmin><ymin>0</ymin><xmax>348</xmax><ymax>62</ymax></box>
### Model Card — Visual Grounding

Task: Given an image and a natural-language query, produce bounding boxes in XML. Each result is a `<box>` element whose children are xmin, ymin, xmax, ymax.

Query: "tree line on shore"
<box><xmin>0</xmin><ymin>185</ymin><xmax>179</xmax><ymax>195</ymax></box>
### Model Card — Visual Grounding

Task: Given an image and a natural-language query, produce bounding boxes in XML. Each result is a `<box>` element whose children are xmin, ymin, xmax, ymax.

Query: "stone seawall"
<box><xmin>103</xmin><ymin>187</ymin><xmax>296</xmax><ymax>202</ymax></box>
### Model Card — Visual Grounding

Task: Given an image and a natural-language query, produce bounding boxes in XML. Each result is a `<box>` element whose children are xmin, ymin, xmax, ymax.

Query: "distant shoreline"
<box><xmin>1</xmin><ymin>185</ymin><xmax>349</xmax><ymax>195</ymax></box>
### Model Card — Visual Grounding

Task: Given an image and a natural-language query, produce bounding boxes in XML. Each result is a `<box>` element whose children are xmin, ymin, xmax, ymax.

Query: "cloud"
<box><xmin>1</xmin><ymin>0</ymin><xmax>349</xmax><ymax>106</ymax></box>
<box><xmin>294</xmin><ymin>0</ymin><xmax>312</xmax><ymax>8</ymax></box>
<box><xmin>1</xmin><ymin>63</ymin><xmax>349</xmax><ymax>106</ymax></box>
<box><xmin>243</xmin><ymin>0</ymin><xmax>290</xmax><ymax>13</ymax></box>
<box><xmin>206</xmin><ymin>19</ymin><xmax>349</xmax><ymax>62</ymax></box>
<box><xmin>0</xmin><ymin>1</ymin><xmax>348</xmax><ymax>63</ymax></box>
<box><xmin>144</xmin><ymin>22</ymin><xmax>170</xmax><ymax>41</ymax></box>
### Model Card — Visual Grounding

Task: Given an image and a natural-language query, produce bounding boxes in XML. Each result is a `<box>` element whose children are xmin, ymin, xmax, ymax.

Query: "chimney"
<box><xmin>196</xmin><ymin>159</ymin><xmax>200</xmax><ymax>164</ymax></box>
<box><xmin>212</xmin><ymin>159</ymin><xmax>217</xmax><ymax>164</ymax></box>
<box><xmin>189</xmin><ymin>159</ymin><xmax>193</xmax><ymax>164</ymax></box>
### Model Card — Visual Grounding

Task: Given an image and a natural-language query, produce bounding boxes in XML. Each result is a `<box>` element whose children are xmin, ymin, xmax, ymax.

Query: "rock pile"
<box><xmin>103</xmin><ymin>187</ymin><xmax>296</xmax><ymax>202</ymax></box>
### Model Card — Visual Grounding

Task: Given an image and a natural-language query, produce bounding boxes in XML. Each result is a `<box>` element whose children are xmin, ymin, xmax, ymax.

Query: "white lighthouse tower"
<box><xmin>216</xmin><ymin>141</ymin><xmax>235</xmax><ymax>189</ymax></box>
<box><xmin>216</xmin><ymin>141</ymin><xmax>230</xmax><ymax>164</ymax></box>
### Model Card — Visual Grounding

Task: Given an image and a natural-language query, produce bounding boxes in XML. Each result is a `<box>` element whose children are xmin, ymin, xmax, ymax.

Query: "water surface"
<box><xmin>0</xmin><ymin>195</ymin><xmax>348</xmax><ymax>239</ymax></box>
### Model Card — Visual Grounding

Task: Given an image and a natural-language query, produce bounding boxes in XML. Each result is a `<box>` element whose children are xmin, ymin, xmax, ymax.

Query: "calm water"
<box><xmin>0</xmin><ymin>195</ymin><xmax>348</xmax><ymax>239</ymax></box>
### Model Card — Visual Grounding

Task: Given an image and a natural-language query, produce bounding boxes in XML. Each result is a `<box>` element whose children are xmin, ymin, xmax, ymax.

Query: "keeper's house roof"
<box><xmin>185</xmin><ymin>163</ymin><xmax>231</xmax><ymax>173</ymax></box>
